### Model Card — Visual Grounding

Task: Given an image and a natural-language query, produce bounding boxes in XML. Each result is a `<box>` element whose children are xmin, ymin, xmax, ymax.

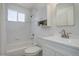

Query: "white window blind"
<box><xmin>8</xmin><ymin>9</ymin><xmax>25</xmax><ymax>22</ymax></box>
<box><xmin>8</xmin><ymin>9</ymin><xmax>17</xmax><ymax>21</ymax></box>
<box><xmin>18</xmin><ymin>12</ymin><xmax>25</xmax><ymax>22</ymax></box>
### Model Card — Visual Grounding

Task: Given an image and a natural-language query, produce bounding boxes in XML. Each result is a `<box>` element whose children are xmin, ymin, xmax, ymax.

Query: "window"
<box><xmin>8</xmin><ymin>9</ymin><xmax>25</xmax><ymax>22</ymax></box>
<box><xmin>8</xmin><ymin>9</ymin><xmax>17</xmax><ymax>21</ymax></box>
<box><xmin>18</xmin><ymin>12</ymin><xmax>25</xmax><ymax>22</ymax></box>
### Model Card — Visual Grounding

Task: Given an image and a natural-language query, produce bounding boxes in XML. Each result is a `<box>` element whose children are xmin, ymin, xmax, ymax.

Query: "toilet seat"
<box><xmin>24</xmin><ymin>46</ymin><xmax>42</xmax><ymax>56</ymax></box>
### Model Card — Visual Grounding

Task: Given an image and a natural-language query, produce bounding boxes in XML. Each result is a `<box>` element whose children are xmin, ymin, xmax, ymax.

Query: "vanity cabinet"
<box><xmin>42</xmin><ymin>44</ymin><xmax>64</xmax><ymax>56</ymax></box>
<box><xmin>47</xmin><ymin>3</ymin><xmax>74</xmax><ymax>26</ymax></box>
<box><xmin>42</xmin><ymin>45</ymin><xmax>56</xmax><ymax>56</ymax></box>
<box><xmin>38</xmin><ymin>38</ymin><xmax>65</xmax><ymax>56</ymax></box>
<box><xmin>38</xmin><ymin>37</ymin><xmax>79</xmax><ymax>56</ymax></box>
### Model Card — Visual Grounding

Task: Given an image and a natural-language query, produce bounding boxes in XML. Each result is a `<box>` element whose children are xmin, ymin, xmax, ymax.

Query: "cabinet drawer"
<box><xmin>43</xmin><ymin>46</ymin><xmax>56</xmax><ymax>56</ymax></box>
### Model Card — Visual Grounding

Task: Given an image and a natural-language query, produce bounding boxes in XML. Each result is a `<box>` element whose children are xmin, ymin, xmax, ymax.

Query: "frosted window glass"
<box><xmin>18</xmin><ymin>13</ymin><xmax>25</xmax><ymax>22</ymax></box>
<box><xmin>8</xmin><ymin>9</ymin><xmax>17</xmax><ymax>21</ymax></box>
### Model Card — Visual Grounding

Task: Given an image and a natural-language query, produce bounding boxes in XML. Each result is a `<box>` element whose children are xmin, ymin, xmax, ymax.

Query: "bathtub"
<box><xmin>6</xmin><ymin>41</ymin><xmax>32</xmax><ymax>56</ymax></box>
<box><xmin>7</xmin><ymin>47</ymin><xmax>26</xmax><ymax>56</ymax></box>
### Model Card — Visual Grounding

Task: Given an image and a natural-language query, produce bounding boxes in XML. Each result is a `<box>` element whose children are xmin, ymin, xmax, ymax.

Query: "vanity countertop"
<box><xmin>41</xmin><ymin>35</ymin><xmax>79</xmax><ymax>49</ymax></box>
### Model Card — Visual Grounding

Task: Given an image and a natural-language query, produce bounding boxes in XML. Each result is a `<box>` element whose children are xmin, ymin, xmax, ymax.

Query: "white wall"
<box><xmin>0</xmin><ymin>3</ymin><xmax>7</xmax><ymax>55</ymax></box>
<box><xmin>0</xmin><ymin>3</ymin><xmax>2</xmax><ymax>55</ymax></box>
<box><xmin>31</xmin><ymin>3</ymin><xmax>79</xmax><ymax>42</ymax></box>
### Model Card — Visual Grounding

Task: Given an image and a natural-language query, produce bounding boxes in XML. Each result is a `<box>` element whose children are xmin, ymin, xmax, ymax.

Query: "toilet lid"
<box><xmin>25</xmin><ymin>46</ymin><xmax>41</xmax><ymax>53</ymax></box>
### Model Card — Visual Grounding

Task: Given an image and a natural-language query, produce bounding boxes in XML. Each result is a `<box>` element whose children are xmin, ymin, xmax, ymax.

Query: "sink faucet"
<box><xmin>61</xmin><ymin>29</ymin><xmax>66</xmax><ymax>38</ymax></box>
<box><xmin>60</xmin><ymin>29</ymin><xmax>72</xmax><ymax>39</ymax></box>
<box><xmin>66</xmin><ymin>32</ymin><xmax>72</xmax><ymax>38</ymax></box>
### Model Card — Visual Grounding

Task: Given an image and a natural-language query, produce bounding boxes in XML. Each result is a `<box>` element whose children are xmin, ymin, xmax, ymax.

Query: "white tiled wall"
<box><xmin>31</xmin><ymin>3</ymin><xmax>79</xmax><ymax>42</ymax></box>
<box><xmin>5</xmin><ymin>4</ymin><xmax>32</xmax><ymax>51</ymax></box>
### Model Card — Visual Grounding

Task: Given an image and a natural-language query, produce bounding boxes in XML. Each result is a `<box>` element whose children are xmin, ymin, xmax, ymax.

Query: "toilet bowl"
<box><xmin>24</xmin><ymin>46</ymin><xmax>42</xmax><ymax>56</ymax></box>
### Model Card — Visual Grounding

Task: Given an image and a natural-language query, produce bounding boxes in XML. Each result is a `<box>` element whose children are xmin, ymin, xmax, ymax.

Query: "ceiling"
<box><xmin>17</xmin><ymin>3</ymin><xmax>47</xmax><ymax>9</ymax></box>
<box><xmin>17</xmin><ymin>3</ymin><xmax>35</xmax><ymax>9</ymax></box>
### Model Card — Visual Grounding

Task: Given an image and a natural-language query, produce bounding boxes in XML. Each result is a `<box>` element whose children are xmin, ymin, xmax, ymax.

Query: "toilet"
<box><xmin>24</xmin><ymin>46</ymin><xmax>42</xmax><ymax>56</ymax></box>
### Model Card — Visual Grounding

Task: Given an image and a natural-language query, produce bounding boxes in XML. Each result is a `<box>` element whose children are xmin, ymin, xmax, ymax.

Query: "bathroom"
<box><xmin>0</xmin><ymin>3</ymin><xmax>79</xmax><ymax>56</ymax></box>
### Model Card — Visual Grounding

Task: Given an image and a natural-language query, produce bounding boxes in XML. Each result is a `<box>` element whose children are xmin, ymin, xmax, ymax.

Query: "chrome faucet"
<box><xmin>61</xmin><ymin>29</ymin><xmax>66</xmax><ymax>38</ymax></box>
<box><xmin>66</xmin><ymin>32</ymin><xmax>72</xmax><ymax>38</ymax></box>
<box><xmin>60</xmin><ymin>29</ymin><xmax>72</xmax><ymax>39</ymax></box>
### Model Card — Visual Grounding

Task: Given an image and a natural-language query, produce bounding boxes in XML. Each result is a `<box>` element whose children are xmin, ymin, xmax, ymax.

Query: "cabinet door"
<box><xmin>56</xmin><ymin>6</ymin><xmax>74</xmax><ymax>26</ymax></box>
<box><xmin>47</xmin><ymin>4</ymin><xmax>57</xmax><ymax>26</ymax></box>
<box><xmin>67</xmin><ymin>7</ymin><xmax>74</xmax><ymax>25</ymax></box>
<box><xmin>55</xmin><ymin>52</ymin><xmax>65</xmax><ymax>56</ymax></box>
<box><xmin>56</xmin><ymin>8</ymin><xmax>68</xmax><ymax>25</ymax></box>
